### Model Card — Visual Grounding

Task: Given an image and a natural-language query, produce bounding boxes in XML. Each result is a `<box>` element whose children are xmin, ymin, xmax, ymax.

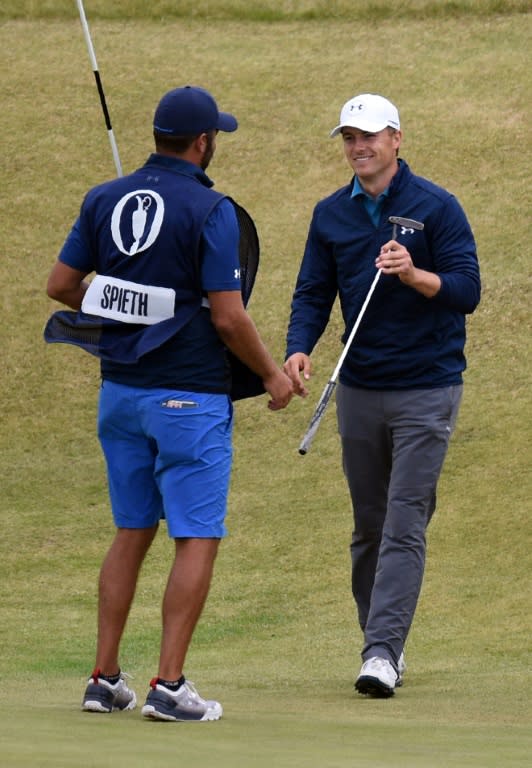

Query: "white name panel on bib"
<box><xmin>82</xmin><ymin>275</ymin><xmax>175</xmax><ymax>325</ymax></box>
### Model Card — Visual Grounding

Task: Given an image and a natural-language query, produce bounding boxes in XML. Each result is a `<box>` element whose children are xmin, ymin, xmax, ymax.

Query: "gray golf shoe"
<box><xmin>141</xmin><ymin>678</ymin><xmax>222</xmax><ymax>722</ymax></box>
<box><xmin>82</xmin><ymin>670</ymin><xmax>137</xmax><ymax>713</ymax></box>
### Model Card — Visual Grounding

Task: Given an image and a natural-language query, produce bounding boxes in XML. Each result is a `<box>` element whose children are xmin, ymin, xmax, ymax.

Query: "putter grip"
<box><xmin>298</xmin><ymin>380</ymin><xmax>337</xmax><ymax>455</ymax></box>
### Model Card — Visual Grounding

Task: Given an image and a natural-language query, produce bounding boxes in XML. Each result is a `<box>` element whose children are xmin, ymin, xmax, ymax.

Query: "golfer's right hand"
<box><xmin>264</xmin><ymin>369</ymin><xmax>295</xmax><ymax>411</ymax></box>
<box><xmin>283</xmin><ymin>353</ymin><xmax>311</xmax><ymax>397</ymax></box>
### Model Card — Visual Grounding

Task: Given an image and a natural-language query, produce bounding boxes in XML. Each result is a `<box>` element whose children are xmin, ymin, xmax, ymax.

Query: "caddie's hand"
<box><xmin>283</xmin><ymin>353</ymin><xmax>311</xmax><ymax>397</ymax></box>
<box><xmin>264</xmin><ymin>369</ymin><xmax>295</xmax><ymax>411</ymax></box>
<box><xmin>375</xmin><ymin>240</ymin><xmax>416</xmax><ymax>283</ymax></box>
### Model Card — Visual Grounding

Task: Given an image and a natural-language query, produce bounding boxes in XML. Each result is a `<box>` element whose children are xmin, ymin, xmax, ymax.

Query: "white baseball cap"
<box><xmin>330</xmin><ymin>93</ymin><xmax>400</xmax><ymax>137</ymax></box>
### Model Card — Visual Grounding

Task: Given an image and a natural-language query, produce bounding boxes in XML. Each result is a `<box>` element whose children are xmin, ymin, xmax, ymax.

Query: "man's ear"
<box><xmin>195</xmin><ymin>133</ymin><xmax>208</xmax><ymax>153</ymax></box>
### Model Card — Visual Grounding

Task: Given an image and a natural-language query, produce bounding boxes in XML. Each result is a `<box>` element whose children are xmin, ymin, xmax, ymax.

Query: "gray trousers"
<box><xmin>336</xmin><ymin>383</ymin><xmax>462</xmax><ymax>669</ymax></box>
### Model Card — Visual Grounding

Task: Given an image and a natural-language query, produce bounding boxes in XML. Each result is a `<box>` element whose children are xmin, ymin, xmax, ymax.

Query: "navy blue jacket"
<box><xmin>285</xmin><ymin>160</ymin><xmax>481</xmax><ymax>389</ymax></box>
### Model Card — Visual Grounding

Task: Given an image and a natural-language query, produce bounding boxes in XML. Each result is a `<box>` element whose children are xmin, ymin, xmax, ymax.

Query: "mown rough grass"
<box><xmin>1</xmin><ymin>0</ymin><xmax>531</xmax><ymax>21</ymax></box>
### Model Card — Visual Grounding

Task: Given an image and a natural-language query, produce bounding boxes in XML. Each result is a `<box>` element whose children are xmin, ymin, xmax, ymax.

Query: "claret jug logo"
<box><xmin>111</xmin><ymin>190</ymin><xmax>165</xmax><ymax>256</ymax></box>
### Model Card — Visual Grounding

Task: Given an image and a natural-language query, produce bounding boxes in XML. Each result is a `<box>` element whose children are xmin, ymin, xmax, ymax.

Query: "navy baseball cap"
<box><xmin>153</xmin><ymin>85</ymin><xmax>238</xmax><ymax>135</ymax></box>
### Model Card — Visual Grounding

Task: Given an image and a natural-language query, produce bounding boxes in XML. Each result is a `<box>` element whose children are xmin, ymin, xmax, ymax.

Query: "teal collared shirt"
<box><xmin>352</xmin><ymin>176</ymin><xmax>389</xmax><ymax>227</ymax></box>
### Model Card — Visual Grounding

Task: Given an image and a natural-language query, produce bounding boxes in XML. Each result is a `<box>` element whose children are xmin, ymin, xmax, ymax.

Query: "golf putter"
<box><xmin>298</xmin><ymin>215</ymin><xmax>424</xmax><ymax>455</ymax></box>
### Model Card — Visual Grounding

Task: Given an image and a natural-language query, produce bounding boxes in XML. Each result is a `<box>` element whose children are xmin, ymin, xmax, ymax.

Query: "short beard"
<box><xmin>201</xmin><ymin>132</ymin><xmax>215</xmax><ymax>170</ymax></box>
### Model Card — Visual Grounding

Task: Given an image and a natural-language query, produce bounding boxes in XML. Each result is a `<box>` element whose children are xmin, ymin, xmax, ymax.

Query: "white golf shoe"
<box><xmin>396</xmin><ymin>652</ymin><xmax>407</xmax><ymax>687</ymax></box>
<box><xmin>355</xmin><ymin>656</ymin><xmax>398</xmax><ymax>698</ymax></box>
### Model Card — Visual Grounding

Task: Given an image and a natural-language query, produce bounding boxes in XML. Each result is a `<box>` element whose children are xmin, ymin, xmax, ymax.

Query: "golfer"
<box><xmin>46</xmin><ymin>85</ymin><xmax>299</xmax><ymax>721</ymax></box>
<box><xmin>284</xmin><ymin>93</ymin><xmax>480</xmax><ymax>697</ymax></box>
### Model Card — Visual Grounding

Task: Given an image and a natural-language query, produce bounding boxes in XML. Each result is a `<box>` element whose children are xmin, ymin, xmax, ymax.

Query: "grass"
<box><xmin>1</xmin><ymin>0</ymin><xmax>531</xmax><ymax>21</ymax></box>
<box><xmin>0</xmin><ymin>2</ymin><xmax>531</xmax><ymax>766</ymax></box>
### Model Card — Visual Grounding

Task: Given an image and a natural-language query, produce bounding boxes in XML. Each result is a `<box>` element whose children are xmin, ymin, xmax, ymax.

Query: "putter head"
<box><xmin>389</xmin><ymin>215</ymin><xmax>424</xmax><ymax>233</ymax></box>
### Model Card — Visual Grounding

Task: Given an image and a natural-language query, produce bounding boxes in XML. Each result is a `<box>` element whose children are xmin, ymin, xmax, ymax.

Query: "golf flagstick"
<box><xmin>298</xmin><ymin>267</ymin><xmax>382</xmax><ymax>455</ymax></box>
<box><xmin>75</xmin><ymin>0</ymin><xmax>123</xmax><ymax>177</ymax></box>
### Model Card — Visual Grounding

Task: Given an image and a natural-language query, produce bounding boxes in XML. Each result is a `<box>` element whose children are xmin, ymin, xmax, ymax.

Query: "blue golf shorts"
<box><xmin>97</xmin><ymin>380</ymin><xmax>233</xmax><ymax>538</ymax></box>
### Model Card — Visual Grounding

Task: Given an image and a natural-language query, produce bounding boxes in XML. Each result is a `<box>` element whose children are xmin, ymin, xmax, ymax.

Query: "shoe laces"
<box><xmin>367</xmin><ymin>657</ymin><xmax>393</xmax><ymax>671</ymax></box>
<box><xmin>149</xmin><ymin>677</ymin><xmax>201</xmax><ymax>701</ymax></box>
<box><xmin>179</xmin><ymin>680</ymin><xmax>202</xmax><ymax>702</ymax></box>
